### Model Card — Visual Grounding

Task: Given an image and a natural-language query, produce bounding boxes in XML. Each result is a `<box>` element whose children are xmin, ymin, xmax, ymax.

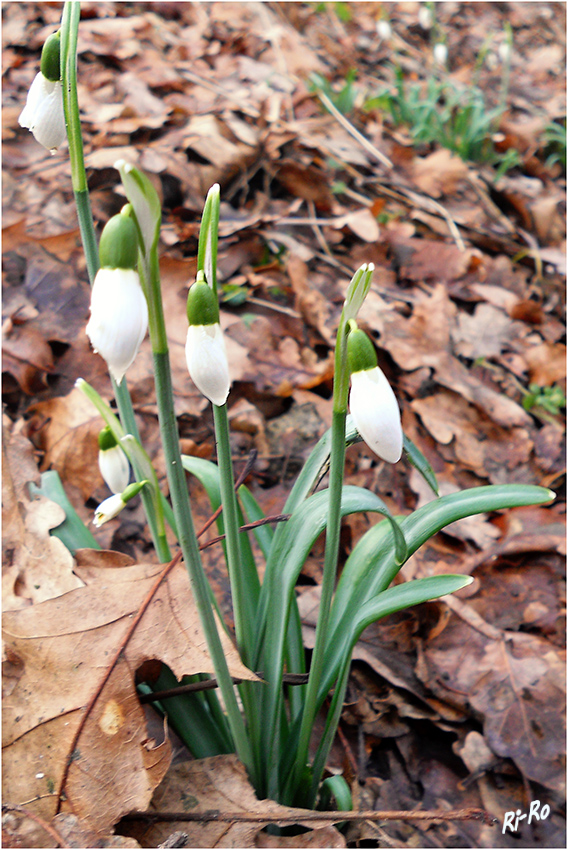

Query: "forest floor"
<box><xmin>2</xmin><ymin>2</ymin><xmax>566</xmax><ymax>848</ymax></box>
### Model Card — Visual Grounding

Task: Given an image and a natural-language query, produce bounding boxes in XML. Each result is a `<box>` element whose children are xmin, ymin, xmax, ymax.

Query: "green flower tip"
<box><xmin>98</xmin><ymin>426</ymin><xmax>118</xmax><ymax>451</ymax></box>
<box><xmin>99</xmin><ymin>214</ymin><xmax>139</xmax><ymax>270</ymax></box>
<box><xmin>347</xmin><ymin>327</ymin><xmax>378</xmax><ymax>374</ymax></box>
<box><xmin>187</xmin><ymin>278</ymin><xmax>219</xmax><ymax>326</ymax></box>
<box><xmin>40</xmin><ymin>31</ymin><xmax>61</xmax><ymax>83</ymax></box>
<box><xmin>122</xmin><ymin>479</ymin><xmax>149</xmax><ymax>503</ymax></box>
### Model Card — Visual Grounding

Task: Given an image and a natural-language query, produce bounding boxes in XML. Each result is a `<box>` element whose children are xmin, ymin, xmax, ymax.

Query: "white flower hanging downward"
<box><xmin>347</xmin><ymin>325</ymin><xmax>403</xmax><ymax>463</ymax></box>
<box><xmin>86</xmin><ymin>208</ymin><xmax>148</xmax><ymax>385</ymax></box>
<box><xmin>93</xmin><ymin>480</ymin><xmax>148</xmax><ymax>528</ymax></box>
<box><xmin>185</xmin><ymin>271</ymin><xmax>230</xmax><ymax>406</ymax></box>
<box><xmin>18</xmin><ymin>31</ymin><xmax>66</xmax><ymax>153</ymax></box>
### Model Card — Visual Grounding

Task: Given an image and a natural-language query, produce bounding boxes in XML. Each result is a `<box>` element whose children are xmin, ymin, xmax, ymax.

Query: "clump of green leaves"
<box><xmin>522</xmin><ymin>383</ymin><xmax>566</xmax><ymax>416</ymax></box>
<box><xmin>543</xmin><ymin>119</ymin><xmax>567</xmax><ymax>174</ymax></box>
<box><xmin>365</xmin><ymin>67</ymin><xmax>519</xmax><ymax>172</ymax></box>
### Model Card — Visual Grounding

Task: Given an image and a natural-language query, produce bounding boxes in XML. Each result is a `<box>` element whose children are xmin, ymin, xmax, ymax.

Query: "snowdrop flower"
<box><xmin>376</xmin><ymin>19</ymin><xmax>392</xmax><ymax>41</ymax></box>
<box><xmin>98</xmin><ymin>427</ymin><xmax>130</xmax><ymax>494</ymax></box>
<box><xmin>433</xmin><ymin>42</ymin><xmax>448</xmax><ymax>67</ymax></box>
<box><xmin>86</xmin><ymin>209</ymin><xmax>148</xmax><ymax>385</ymax></box>
<box><xmin>347</xmin><ymin>326</ymin><xmax>402</xmax><ymax>464</ymax></box>
<box><xmin>498</xmin><ymin>41</ymin><xmax>512</xmax><ymax>64</ymax></box>
<box><xmin>93</xmin><ymin>480</ymin><xmax>148</xmax><ymax>528</ymax></box>
<box><xmin>18</xmin><ymin>31</ymin><xmax>66</xmax><ymax>153</ymax></box>
<box><xmin>185</xmin><ymin>272</ymin><xmax>230</xmax><ymax>406</ymax></box>
<box><xmin>418</xmin><ymin>5</ymin><xmax>433</xmax><ymax>30</ymax></box>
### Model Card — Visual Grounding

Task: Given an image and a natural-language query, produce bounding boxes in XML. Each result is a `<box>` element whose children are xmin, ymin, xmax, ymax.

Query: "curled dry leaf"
<box><xmin>2</xmin><ymin>553</ymin><xmax>258</xmax><ymax>836</ymax></box>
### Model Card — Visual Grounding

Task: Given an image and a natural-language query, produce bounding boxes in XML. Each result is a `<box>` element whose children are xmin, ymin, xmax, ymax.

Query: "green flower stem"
<box><xmin>113</xmin><ymin>377</ymin><xmax>171</xmax><ymax>562</ymax></box>
<box><xmin>290</xmin><ymin>315</ymin><xmax>351</xmax><ymax>802</ymax></box>
<box><xmin>135</xmin><ymin>210</ymin><xmax>252</xmax><ymax>770</ymax></box>
<box><xmin>60</xmin><ymin>2</ymin><xmax>97</xmax><ymax>285</ymax></box>
<box><xmin>60</xmin><ymin>2</ymin><xmax>167</xmax><ymax>558</ymax></box>
<box><xmin>151</xmin><ymin>348</ymin><xmax>252</xmax><ymax>770</ymax></box>
<box><xmin>212</xmin><ymin>403</ymin><xmax>256</xmax><ymax>663</ymax></box>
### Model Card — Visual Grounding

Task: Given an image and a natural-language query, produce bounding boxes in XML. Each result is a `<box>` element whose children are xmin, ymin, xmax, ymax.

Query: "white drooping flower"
<box><xmin>376</xmin><ymin>20</ymin><xmax>392</xmax><ymax>41</ymax></box>
<box><xmin>19</xmin><ymin>73</ymin><xmax>66</xmax><ymax>152</ymax></box>
<box><xmin>93</xmin><ymin>493</ymin><xmax>125</xmax><ymax>528</ymax></box>
<box><xmin>349</xmin><ymin>367</ymin><xmax>403</xmax><ymax>463</ymax></box>
<box><xmin>418</xmin><ymin>5</ymin><xmax>433</xmax><ymax>30</ymax></box>
<box><xmin>347</xmin><ymin>326</ymin><xmax>403</xmax><ymax>464</ymax></box>
<box><xmin>98</xmin><ymin>427</ymin><xmax>130</xmax><ymax>494</ymax></box>
<box><xmin>433</xmin><ymin>42</ymin><xmax>448</xmax><ymax>67</ymax></box>
<box><xmin>86</xmin><ymin>267</ymin><xmax>148</xmax><ymax>385</ymax></box>
<box><xmin>185</xmin><ymin>272</ymin><xmax>230</xmax><ymax>406</ymax></box>
<box><xmin>86</xmin><ymin>210</ymin><xmax>147</xmax><ymax>384</ymax></box>
<box><xmin>18</xmin><ymin>31</ymin><xmax>66</xmax><ymax>153</ymax></box>
<box><xmin>185</xmin><ymin>322</ymin><xmax>230</xmax><ymax>407</ymax></box>
<box><xmin>93</xmin><ymin>480</ymin><xmax>148</xmax><ymax>527</ymax></box>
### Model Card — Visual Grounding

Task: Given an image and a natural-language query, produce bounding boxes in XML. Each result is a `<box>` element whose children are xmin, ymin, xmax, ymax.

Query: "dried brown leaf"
<box><xmin>124</xmin><ymin>755</ymin><xmax>345</xmax><ymax>848</ymax></box>
<box><xmin>2</xmin><ymin>555</ymin><xmax>257</xmax><ymax>835</ymax></box>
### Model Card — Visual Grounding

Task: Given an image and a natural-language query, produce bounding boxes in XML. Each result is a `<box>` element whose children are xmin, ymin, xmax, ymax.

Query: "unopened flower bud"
<box><xmin>98</xmin><ymin>427</ymin><xmax>130</xmax><ymax>494</ymax></box>
<box><xmin>86</xmin><ymin>211</ymin><xmax>148</xmax><ymax>385</ymax></box>
<box><xmin>185</xmin><ymin>273</ymin><xmax>230</xmax><ymax>406</ymax></box>
<box><xmin>377</xmin><ymin>20</ymin><xmax>392</xmax><ymax>41</ymax></box>
<box><xmin>418</xmin><ymin>5</ymin><xmax>433</xmax><ymax>30</ymax></box>
<box><xmin>18</xmin><ymin>31</ymin><xmax>66</xmax><ymax>153</ymax></box>
<box><xmin>347</xmin><ymin>327</ymin><xmax>402</xmax><ymax>463</ymax></box>
<box><xmin>433</xmin><ymin>42</ymin><xmax>448</xmax><ymax>67</ymax></box>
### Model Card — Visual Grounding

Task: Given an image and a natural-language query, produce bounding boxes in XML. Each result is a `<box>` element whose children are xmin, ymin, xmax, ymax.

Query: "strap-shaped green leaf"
<box><xmin>322</xmin><ymin>483</ymin><xmax>554</xmax><ymax>709</ymax></box>
<box><xmin>253</xmin><ymin>485</ymin><xmax>406</xmax><ymax>795</ymax></box>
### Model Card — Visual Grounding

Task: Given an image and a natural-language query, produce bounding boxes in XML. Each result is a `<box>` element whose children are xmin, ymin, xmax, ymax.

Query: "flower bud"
<box><xmin>93</xmin><ymin>480</ymin><xmax>148</xmax><ymax>527</ymax></box>
<box><xmin>98</xmin><ymin>427</ymin><xmax>130</xmax><ymax>494</ymax></box>
<box><xmin>348</xmin><ymin>328</ymin><xmax>402</xmax><ymax>463</ymax></box>
<box><xmin>418</xmin><ymin>5</ymin><xmax>433</xmax><ymax>30</ymax></box>
<box><xmin>86</xmin><ymin>212</ymin><xmax>148</xmax><ymax>385</ymax></box>
<box><xmin>376</xmin><ymin>20</ymin><xmax>392</xmax><ymax>41</ymax></box>
<box><xmin>19</xmin><ymin>32</ymin><xmax>66</xmax><ymax>153</ymax></box>
<box><xmin>433</xmin><ymin>43</ymin><xmax>448</xmax><ymax>67</ymax></box>
<box><xmin>185</xmin><ymin>272</ymin><xmax>230</xmax><ymax>406</ymax></box>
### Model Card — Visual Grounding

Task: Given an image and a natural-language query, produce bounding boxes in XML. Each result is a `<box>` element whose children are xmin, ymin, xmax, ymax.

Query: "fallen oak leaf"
<box><xmin>2</xmin><ymin>551</ymin><xmax>258</xmax><ymax>836</ymax></box>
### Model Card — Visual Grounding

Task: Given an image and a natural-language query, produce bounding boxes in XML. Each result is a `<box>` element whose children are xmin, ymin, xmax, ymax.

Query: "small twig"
<box><xmin>195</xmin><ymin>449</ymin><xmax>258</xmax><ymax>540</ymax></box>
<box><xmin>2</xmin><ymin>803</ymin><xmax>72</xmax><ymax>849</ymax></box>
<box><xmin>199</xmin><ymin>514</ymin><xmax>291</xmax><ymax>550</ymax></box>
<box><xmin>123</xmin><ymin>806</ymin><xmax>497</xmax><ymax>826</ymax></box>
<box><xmin>318</xmin><ymin>91</ymin><xmax>393</xmax><ymax>169</ymax></box>
<box><xmin>139</xmin><ymin>672</ymin><xmax>309</xmax><ymax>704</ymax></box>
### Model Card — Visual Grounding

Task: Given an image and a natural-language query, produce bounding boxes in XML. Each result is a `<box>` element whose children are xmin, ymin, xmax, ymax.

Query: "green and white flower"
<box><xmin>86</xmin><ymin>210</ymin><xmax>148</xmax><ymax>385</ymax></box>
<box><xmin>19</xmin><ymin>32</ymin><xmax>66</xmax><ymax>152</ymax></box>
<box><xmin>185</xmin><ymin>272</ymin><xmax>230</xmax><ymax>406</ymax></box>
<box><xmin>98</xmin><ymin>427</ymin><xmax>130</xmax><ymax>494</ymax></box>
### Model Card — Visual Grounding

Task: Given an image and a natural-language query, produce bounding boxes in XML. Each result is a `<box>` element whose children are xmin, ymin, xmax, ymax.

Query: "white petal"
<box><xmin>19</xmin><ymin>74</ymin><xmax>66</xmax><ymax>151</ymax></box>
<box><xmin>86</xmin><ymin>268</ymin><xmax>148</xmax><ymax>384</ymax></box>
<box><xmin>349</xmin><ymin>367</ymin><xmax>403</xmax><ymax>463</ymax></box>
<box><xmin>93</xmin><ymin>494</ymin><xmax>125</xmax><ymax>527</ymax></box>
<box><xmin>99</xmin><ymin>445</ymin><xmax>130</xmax><ymax>494</ymax></box>
<box><xmin>185</xmin><ymin>323</ymin><xmax>230</xmax><ymax>406</ymax></box>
